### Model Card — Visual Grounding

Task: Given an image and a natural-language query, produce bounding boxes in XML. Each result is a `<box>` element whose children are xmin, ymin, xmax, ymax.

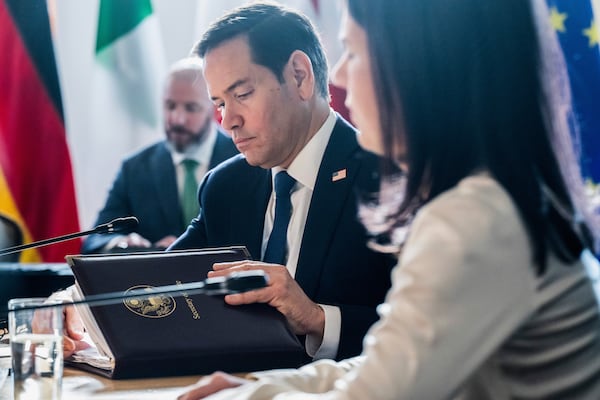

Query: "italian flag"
<box><xmin>76</xmin><ymin>0</ymin><xmax>165</xmax><ymax>226</ymax></box>
<box><xmin>0</xmin><ymin>0</ymin><xmax>80</xmax><ymax>262</ymax></box>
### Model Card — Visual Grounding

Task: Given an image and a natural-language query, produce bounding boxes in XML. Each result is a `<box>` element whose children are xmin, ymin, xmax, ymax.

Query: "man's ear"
<box><xmin>288</xmin><ymin>50</ymin><xmax>315</xmax><ymax>100</ymax></box>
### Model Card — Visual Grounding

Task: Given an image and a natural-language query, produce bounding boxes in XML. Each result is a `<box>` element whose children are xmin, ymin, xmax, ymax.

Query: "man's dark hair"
<box><xmin>192</xmin><ymin>2</ymin><xmax>329</xmax><ymax>98</ymax></box>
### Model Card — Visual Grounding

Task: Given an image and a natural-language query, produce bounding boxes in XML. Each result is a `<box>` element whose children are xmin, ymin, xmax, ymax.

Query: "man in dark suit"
<box><xmin>171</xmin><ymin>118</ymin><xmax>394</xmax><ymax>360</ymax></box>
<box><xmin>169</xmin><ymin>3</ymin><xmax>396</xmax><ymax>361</ymax></box>
<box><xmin>63</xmin><ymin>4</ymin><xmax>393</xmax><ymax>362</ymax></box>
<box><xmin>82</xmin><ymin>58</ymin><xmax>238</xmax><ymax>254</ymax></box>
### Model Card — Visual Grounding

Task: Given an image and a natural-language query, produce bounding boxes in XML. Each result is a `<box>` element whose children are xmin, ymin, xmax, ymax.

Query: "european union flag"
<box><xmin>546</xmin><ymin>1</ymin><xmax>600</xmax><ymax>189</ymax></box>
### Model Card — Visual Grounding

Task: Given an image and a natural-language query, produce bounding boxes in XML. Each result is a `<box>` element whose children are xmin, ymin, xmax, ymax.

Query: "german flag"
<box><xmin>0</xmin><ymin>0</ymin><xmax>80</xmax><ymax>262</ymax></box>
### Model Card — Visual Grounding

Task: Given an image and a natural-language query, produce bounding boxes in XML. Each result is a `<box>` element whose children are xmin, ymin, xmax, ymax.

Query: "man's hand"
<box><xmin>62</xmin><ymin>305</ymin><xmax>90</xmax><ymax>357</ymax></box>
<box><xmin>45</xmin><ymin>289</ymin><xmax>91</xmax><ymax>358</ymax></box>
<box><xmin>110</xmin><ymin>233</ymin><xmax>152</xmax><ymax>250</ymax></box>
<box><xmin>153</xmin><ymin>235</ymin><xmax>177</xmax><ymax>249</ymax></box>
<box><xmin>208</xmin><ymin>261</ymin><xmax>325</xmax><ymax>338</ymax></box>
<box><xmin>177</xmin><ymin>372</ymin><xmax>250</xmax><ymax>400</ymax></box>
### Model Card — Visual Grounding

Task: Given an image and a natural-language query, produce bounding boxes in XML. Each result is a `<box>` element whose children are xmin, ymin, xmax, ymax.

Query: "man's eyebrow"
<box><xmin>210</xmin><ymin>78</ymin><xmax>250</xmax><ymax>102</ymax></box>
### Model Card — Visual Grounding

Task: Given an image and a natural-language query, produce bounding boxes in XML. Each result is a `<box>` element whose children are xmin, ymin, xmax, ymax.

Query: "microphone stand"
<box><xmin>0</xmin><ymin>217</ymin><xmax>138</xmax><ymax>257</ymax></box>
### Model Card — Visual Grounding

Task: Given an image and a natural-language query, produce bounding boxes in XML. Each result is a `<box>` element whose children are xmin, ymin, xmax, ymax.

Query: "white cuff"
<box><xmin>305</xmin><ymin>304</ymin><xmax>341</xmax><ymax>360</ymax></box>
<box><xmin>48</xmin><ymin>285</ymin><xmax>75</xmax><ymax>302</ymax></box>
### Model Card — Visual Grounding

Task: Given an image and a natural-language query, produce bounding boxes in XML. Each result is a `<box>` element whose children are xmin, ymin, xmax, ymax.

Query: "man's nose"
<box><xmin>220</xmin><ymin>105</ymin><xmax>242</xmax><ymax>131</ymax></box>
<box><xmin>169</xmin><ymin>107</ymin><xmax>186</xmax><ymax>125</ymax></box>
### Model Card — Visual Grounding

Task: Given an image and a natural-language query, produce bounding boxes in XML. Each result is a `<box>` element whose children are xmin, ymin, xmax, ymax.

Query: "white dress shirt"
<box><xmin>261</xmin><ymin>109</ymin><xmax>342</xmax><ymax>360</ymax></box>
<box><xmin>204</xmin><ymin>174</ymin><xmax>600</xmax><ymax>400</ymax></box>
<box><xmin>170</xmin><ymin>123</ymin><xmax>218</xmax><ymax>198</ymax></box>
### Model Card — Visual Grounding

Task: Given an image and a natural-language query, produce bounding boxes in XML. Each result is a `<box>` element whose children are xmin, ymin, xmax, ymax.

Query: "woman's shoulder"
<box><xmin>413</xmin><ymin>173</ymin><xmax>529</xmax><ymax>250</ymax></box>
<box><xmin>427</xmin><ymin>173</ymin><xmax>514</xmax><ymax>220</ymax></box>
<box><xmin>447</xmin><ymin>173</ymin><xmax>509</xmax><ymax>204</ymax></box>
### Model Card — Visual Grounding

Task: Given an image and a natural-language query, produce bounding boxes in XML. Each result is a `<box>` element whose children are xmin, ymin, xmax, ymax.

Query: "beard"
<box><xmin>167</xmin><ymin>118</ymin><xmax>212</xmax><ymax>154</ymax></box>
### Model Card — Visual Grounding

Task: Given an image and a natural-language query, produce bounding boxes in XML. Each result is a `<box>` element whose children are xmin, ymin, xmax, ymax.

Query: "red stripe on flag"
<box><xmin>0</xmin><ymin>0</ymin><xmax>81</xmax><ymax>261</ymax></box>
<box><xmin>329</xmin><ymin>84</ymin><xmax>350</xmax><ymax>123</ymax></box>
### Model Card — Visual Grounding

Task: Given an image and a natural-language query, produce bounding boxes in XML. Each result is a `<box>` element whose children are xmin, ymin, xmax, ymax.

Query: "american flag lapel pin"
<box><xmin>331</xmin><ymin>168</ymin><xmax>347</xmax><ymax>182</ymax></box>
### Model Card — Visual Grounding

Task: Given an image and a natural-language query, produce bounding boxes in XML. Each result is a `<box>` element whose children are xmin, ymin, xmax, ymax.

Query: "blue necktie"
<box><xmin>263</xmin><ymin>171</ymin><xmax>296</xmax><ymax>265</ymax></box>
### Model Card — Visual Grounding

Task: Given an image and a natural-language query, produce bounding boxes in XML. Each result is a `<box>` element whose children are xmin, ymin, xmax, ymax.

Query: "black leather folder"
<box><xmin>65</xmin><ymin>247</ymin><xmax>306</xmax><ymax>379</ymax></box>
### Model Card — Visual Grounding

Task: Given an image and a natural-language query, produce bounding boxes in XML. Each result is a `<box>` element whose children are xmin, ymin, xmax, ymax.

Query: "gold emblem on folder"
<box><xmin>123</xmin><ymin>285</ymin><xmax>176</xmax><ymax>318</ymax></box>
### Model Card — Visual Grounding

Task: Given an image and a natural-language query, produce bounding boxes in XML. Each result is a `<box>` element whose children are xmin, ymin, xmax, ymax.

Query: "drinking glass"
<box><xmin>0</xmin><ymin>318</ymin><xmax>10</xmax><ymax>394</ymax></box>
<box><xmin>9</xmin><ymin>298</ymin><xmax>63</xmax><ymax>400</ymax></box>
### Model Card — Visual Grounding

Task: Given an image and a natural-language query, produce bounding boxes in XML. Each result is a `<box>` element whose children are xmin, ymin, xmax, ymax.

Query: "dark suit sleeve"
<box><xmin>81</xmin><ymin>163</ymin><xmax>133</xmax><ymax>254</ymax></box>
<box><xmin>325</xmin><ymin>250</ymin><xmax>396</xmax><ymax>360</ymax></box>
<box><xmin>332</xmin><ymin>219</ymin><xmax>396</xmax><ymax>359</ymax></box>
<box><xmin>337</xmin><ymin>296</ymin><xmax>389</xmax><ymax>360</ymax></box>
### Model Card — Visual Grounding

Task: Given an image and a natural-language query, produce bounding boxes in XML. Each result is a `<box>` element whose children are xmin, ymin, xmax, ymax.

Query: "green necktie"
<box><xmin>181</xmin><ymin>159</ymin><xmax>200</xmax><ymax>228</ymax></box>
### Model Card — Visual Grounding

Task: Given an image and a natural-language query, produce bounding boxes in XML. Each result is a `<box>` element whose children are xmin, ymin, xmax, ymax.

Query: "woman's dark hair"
<box><xmin>193</xmin><ymin>2</ymin><xmax>329</xmax><ymax>99</ymax></box>
<box><xmin>348</xmin><ymin>0</ymin><xmax>596</xmax><ymax>272</ymax></box>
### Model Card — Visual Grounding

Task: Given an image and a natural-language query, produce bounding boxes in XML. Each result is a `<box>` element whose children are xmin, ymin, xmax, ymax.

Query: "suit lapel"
<box><xmin>230</xmin><ymin>164</ymin><xmax>272</xmax><ymax>260</ymax></box>
<box><xmin>295</xmin><ymin>117</ymin><xmax>361</xmax><ymax>297</ymax></box>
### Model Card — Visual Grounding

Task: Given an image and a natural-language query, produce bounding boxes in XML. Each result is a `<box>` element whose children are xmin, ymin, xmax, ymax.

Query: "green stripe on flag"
<box><xmin>95</xmin><ymin>0</ymin><xmax>153</xmax><ymax>54</ymax></box>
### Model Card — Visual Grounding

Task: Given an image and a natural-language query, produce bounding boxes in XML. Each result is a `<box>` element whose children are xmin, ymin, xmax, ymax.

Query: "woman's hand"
<box><xmin>177</xmin><ymin>372</ymin><xmax>251</xmax><ymax>400</ymax></box>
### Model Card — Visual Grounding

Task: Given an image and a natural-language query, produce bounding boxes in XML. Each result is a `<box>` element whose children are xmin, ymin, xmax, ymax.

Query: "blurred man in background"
<box><xmin>82</xmin><ymin>58</ymin><xmax>237</xmax><ymax>254</ymax></box>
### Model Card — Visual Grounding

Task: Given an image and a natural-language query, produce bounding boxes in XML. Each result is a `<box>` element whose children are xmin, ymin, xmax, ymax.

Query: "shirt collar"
<box><xmin>272</xmin><ymin>109</ymin><xmax>337</xmax><ymax>191</ymax></box>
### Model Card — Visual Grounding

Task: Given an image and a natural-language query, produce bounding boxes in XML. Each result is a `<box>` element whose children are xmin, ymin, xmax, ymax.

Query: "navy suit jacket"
<box><xmin>170</xmin><ymin>116</ymin><xmax>395</xmax><ymax>360</ymax></box>
<box><xmin>82</xmin><ymin>129</ymin><xmax>238</xmax><ymax>254</ymax></box>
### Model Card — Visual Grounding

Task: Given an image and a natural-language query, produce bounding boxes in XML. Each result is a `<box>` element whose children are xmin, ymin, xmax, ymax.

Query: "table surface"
<box><xmin>0</xmin><ymin>360</ymin><xmax>204</xmax><ymax>399</ymax></box>
<box><xmin>61</xmin><ymin>368</ymin><xmax>203</xmax><ymax>399</ymax></box>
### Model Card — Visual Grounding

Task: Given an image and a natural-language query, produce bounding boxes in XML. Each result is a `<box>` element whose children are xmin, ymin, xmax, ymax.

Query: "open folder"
<box><xmin>64</xmin><ymin>247</ymin><xmax>307</xmax><ymax>379</ymax></box>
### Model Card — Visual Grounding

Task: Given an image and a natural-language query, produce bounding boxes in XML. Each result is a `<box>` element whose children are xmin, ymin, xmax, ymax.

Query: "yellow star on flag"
<box><xmin>549</xmin><ymin>6</ymin><xmax>567</xmax><ymax>33</ymax></box>
<box><xmin>583</xmin><ymin>20</ymin><xmax>599</xmax><ymax>47</ymax></box>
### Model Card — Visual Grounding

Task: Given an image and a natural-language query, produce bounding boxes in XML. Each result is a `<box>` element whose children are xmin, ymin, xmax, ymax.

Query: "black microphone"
<box><xmin>92</xmin><ymin>216</ymin><xmax>139</xmax><ymax>235</ymax></box>
<box><xmin>0</xmin><ymin>216</ymin><xmax>139</xmax><ymax>257</ymax></box>
<box><xmin>5</xmin><ymin>270</ymin><xmax>269</xmax><ymax>313</ymax></box>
